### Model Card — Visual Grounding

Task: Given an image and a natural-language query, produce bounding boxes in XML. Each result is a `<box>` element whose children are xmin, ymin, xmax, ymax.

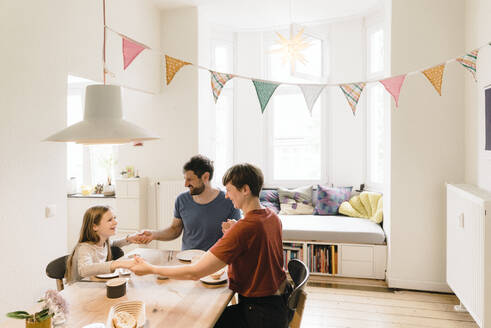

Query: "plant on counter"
<box><xmin>6</xmin><ymin>290</ymin><xmax>69</xmax><ymax>326</ymax></box>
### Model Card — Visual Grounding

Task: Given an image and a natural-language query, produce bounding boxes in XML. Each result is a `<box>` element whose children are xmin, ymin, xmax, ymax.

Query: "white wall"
<box><xmin>0</xmin><ymin>0</ymin><xmax>68</xmax><ymax>317</ymax></box>
<box><xmin>328</xmin><ymin>18</ymin><xmax>365</xmax><ymax>188</ymax></box>
<box><xmin>464</xmin><ymin>0</ymin><xmax>491</xmax><ymax>190</ymax></box>
<box><xmin>117</xmin><ymin>7</ymin><xmax>199</xmax><ymax>180</ymax></box>
<box><xmin>0</xmin><ymin>0</ymin><xmax>183</xmax><ymax>318</ymax></box>
<box><xmin>388</xmin><ymin>0</ymin><xmax>465</xmax><ymax>292</ymax></box>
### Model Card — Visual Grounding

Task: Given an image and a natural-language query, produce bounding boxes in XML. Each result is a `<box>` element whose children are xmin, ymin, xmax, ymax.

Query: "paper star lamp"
<box><xmin>271</xmin><ymin>26</ymin><xmax>311</xmax><ymax>71</ymax></box>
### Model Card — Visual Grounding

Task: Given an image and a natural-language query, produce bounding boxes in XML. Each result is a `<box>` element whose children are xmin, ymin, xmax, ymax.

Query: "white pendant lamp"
<box><xmin>44</xmin><ymin>84</ymin><xmax>159</xmax><ymax>145</ymax></box>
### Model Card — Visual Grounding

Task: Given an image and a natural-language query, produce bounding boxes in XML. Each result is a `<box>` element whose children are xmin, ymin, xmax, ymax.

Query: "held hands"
<box><xmin>128</xmin><ymin>256</ymin><xmax>154</xmax><ymax>276</ymax></box>
<box><xmin>221</xmin><ymin>219</ymin><xmax>237</xmax><ymax>234</ymax></box>
<box><xmin>127</xmin><ymin>231</ymin><xmax>154</xmax><ymax>244</ymax></box>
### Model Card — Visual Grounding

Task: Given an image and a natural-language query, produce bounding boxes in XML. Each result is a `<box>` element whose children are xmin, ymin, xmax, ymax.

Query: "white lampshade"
<box><xmin>44</xmin><ymin>84</ymin><xmax>159</xmax><ymax>145</ymax></box>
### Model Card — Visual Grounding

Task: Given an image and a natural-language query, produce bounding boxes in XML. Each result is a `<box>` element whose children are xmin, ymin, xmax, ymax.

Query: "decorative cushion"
<box><xmin>278</xmin><ymin>185</ymin><xmax>314</xmax><ymax>215</ymax></box>
<box><xmin>339</xmin><ymin>191</ymin><xmax>383</xmax><ymax>224</ymax></box>
<box><xmin>259</xmin><ymin>190</ymin><xmax>280</xmax><ymax>213</ymax></box>
<box><xmin>314</xmin><ymin>185</ymin><xmax>353</xmax><ymax>215</ymax></box>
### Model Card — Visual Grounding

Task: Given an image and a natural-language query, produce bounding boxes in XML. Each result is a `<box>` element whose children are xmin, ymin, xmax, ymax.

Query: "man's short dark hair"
<box><xmin>222</xmin><ymin>163</ymin><xmax>263</xmax><ymax>197</ymax></box>
<box><xmin>183</xmin><ymin>155</ymin><xmax>214</xmax><ymax>180</ymax></box>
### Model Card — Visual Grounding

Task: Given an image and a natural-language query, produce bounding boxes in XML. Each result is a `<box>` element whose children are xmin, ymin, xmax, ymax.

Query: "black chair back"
<box><xmin>287</xmin><ymin>259</ymin><xmax>309</xmax><ymax>311</ymax></box>
<box><xmin>111</xmin><ymin>246</ymin><xmax>124</xmax><ymax>260</ymax></box>
<box><xmin>46</xmin><ymin>255</ymin><xmax>69</xmax><ymax>280</ymax></box>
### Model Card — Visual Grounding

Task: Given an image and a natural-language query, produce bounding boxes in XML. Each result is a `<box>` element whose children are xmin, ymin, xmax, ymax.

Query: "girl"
<box><xmin>66</xmin><ymin>205</ymin><xmax>138</xmax><ymax>282</ymax></box>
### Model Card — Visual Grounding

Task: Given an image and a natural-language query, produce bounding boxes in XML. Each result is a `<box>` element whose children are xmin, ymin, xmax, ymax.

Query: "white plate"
<box><xmin>176</xmin><ymin>249</ymin><xmax>205</xmax><ymax>262</ymax></box>
<box><xmin>200</xmin><ymin>270</ymin><xmax>228</xmax><ymax>285</ymax></box>
<box><xmin>106</xmin><ymin>300</ymin><xmax>145</xmax><ymax>328</ymax></box>
<box><xmin>95</xmin><ymin>271</ymin><xmax>119</xmax><ymax>279</ymax></box>
<box><xmin>119</xmin><ymin>269</ymin><xmax>131</xmax><ymax>276</ymax></box>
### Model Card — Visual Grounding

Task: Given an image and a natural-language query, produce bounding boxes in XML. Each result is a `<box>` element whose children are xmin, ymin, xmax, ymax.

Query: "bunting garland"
<box><xmin>379</xmin><ymin>75</ymin><xmax>406</xmax><ymax>107</ymax></box>
<box><xmin>339</xmin><ymin>83</ymin><xmax>366</xmax><ymax>116</ymax></box>
<box><xmin>165</xmin><ymin>55</ymin><xmax>191</xmax><ymax>85</ymax></box>
<box><xmin>106</xmin><ymin>25</ymin><xmax>489</xmax><ymax>115</ymax></box>
<box><xmin>299</xmin><ymin>84</ymin><xmax>325</xmax><ymax>115</ymax></box>
<box><xmin>422</xmin><ymin>64</ymin><xmax>446</xmax><ymax>96</ymax></box>
<box><xmin>122</xmin><ymin>37</ymin><xmax>147</xmax><ymax>70</ymax></box>
<box><xmin>252</xmin><ymin>80</ymin><xmax>280</xmax><ymax>113</ymax></box>
<box><xmin>210</xmin><ymin>71</ymin><xmax>234</xmax><ymax>103</ymax></box>
<box><xmin>457</xmin><ymin>49</ymin><xmax>479</xmax><ymax>81</ymax></box>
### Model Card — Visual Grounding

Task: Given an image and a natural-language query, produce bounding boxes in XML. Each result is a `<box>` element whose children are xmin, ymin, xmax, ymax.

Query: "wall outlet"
<box><xmin>45</xmin><ymin>205</ymin><xmax>57</xmax><ymax>218</ymax></box>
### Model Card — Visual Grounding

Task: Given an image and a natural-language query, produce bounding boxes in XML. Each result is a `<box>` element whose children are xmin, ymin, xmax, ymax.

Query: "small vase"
<box><xmin>26</xmin><ymin>317</ymin><xmax>51</xmax><ymax>328</ymax></box>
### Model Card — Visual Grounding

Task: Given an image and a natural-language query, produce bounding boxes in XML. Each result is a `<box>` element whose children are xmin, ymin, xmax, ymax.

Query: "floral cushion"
<box><xmin>314</xmin><ymin>185</ymin><xmax>353</xmax><ymax>215</ymax></box>
<box><xmin>259</xmin><ymin>190</ymin><xmax>280</xmax><ymax>213</ymax></box>
<box><xmin>278</xmin><ymin>185</ymin><xmax>314</xmax><ymax>215</ymax></box>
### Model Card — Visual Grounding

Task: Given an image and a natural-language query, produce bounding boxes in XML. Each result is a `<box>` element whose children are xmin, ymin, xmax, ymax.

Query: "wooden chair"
<box><xmin>45</xmin><ymin>246</ymin><xmax>125</xmax><ymax>291</ymax></box>
<box><xmin>287</xmin><ymin>259</ymin><xmax>309</xmax><ymax>328</ymax></box>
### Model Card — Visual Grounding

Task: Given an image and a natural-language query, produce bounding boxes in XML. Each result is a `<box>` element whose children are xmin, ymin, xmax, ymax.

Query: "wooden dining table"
<box><xmin>3</xmin><ymin>248</ymin><xmax>234</xmax><ymax>328</ymax></box>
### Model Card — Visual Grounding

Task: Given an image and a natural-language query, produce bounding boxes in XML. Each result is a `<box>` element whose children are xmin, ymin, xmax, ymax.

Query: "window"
<box><xmin>265</xmin><ymin>30</ymin><xmax>325</xmax><ymax>185</ymax></box>
<box><xmin>210</xmin><ymin>39</ymin><xmax>234</xmax><ymax>185</ymax></box>
<box><xmin>365</xmin><ymin>25</ymin><xmax>386</xmax><ymax>190</ymax></box>
<box><xmin>67</xmin><ymin>75</ymin><xmax>118</xmax><ymax>190</ymax></box>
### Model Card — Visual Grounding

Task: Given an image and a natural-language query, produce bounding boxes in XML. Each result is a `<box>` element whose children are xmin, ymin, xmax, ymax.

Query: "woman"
<box><xmin>130</xmin><ymin>163</ymin><xmax>291</xmax><ymax>327</ymax></box>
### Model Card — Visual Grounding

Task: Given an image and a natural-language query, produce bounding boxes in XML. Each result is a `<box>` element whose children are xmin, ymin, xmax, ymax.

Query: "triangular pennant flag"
<box><xmin>379</xmin><ymin>75</ymin><xmax>406</xmax><ymax>107</ymax></box>
<box><xmin>122</xmin><ymin>37</ymin><xmax>147</xmax><ymax>70</ymax></box>
<box><xmin>339</xmin><ymin>82</ymin><xmax>366</xmax><ymax>116</ymax></box>
<box><xmin>299</xmin><ymin>84</ymin><xmax>325</xmax><ymax>114</ymax></box>
<box><xmin>210</xmin><ymin>70</ymin><xmax>234</xmax><ymax>103</ymax></box>
<box><xmin>456</xmin><ymin>49</ymin><xmax>479</xmax><ymax>81</ymax></box>
<box><xmin>252</xmin><ymin>80</ymin><xmax>280</xmax><ymax>113</ymax></box>
<box><xmin>165</xmin><ymin>55</ymin><xmax>192</xmax><ymax>85</ymax></box>
<box><xmin>422</xmin><ymin>64</ymin><xmax>445</xmax><ymax>96</ymax></box>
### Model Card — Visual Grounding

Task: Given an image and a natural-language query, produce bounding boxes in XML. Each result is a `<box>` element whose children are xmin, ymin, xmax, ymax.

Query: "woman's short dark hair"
<box><xmin>222</xmin><ymin>163</ymin><xmax>263</xmax><ymax>197</ymax></box>
<box><xmin>183</xmin><ymin>155</ymin><xmax>214</xmax><ymax>180</ymax></box>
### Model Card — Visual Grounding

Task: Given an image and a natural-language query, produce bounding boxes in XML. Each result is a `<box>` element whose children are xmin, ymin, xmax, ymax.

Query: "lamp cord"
<box><xmin>103</xmin><ymin>0</ymin><xmax>107</xmax><ymax>85</ymax></box>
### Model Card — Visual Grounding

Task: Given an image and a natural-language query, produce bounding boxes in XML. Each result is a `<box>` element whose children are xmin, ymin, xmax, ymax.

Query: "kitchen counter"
<box><xmin>67</xmin><ymin>193</ymin><xmax>115</xmax><ymax>198</ymax></box>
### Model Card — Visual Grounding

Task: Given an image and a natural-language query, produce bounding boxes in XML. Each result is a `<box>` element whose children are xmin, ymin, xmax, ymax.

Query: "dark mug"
<box><xmin>106</xmin><ymin>278</ymin><xmax>127</xmax><ymax>298</ymax></box>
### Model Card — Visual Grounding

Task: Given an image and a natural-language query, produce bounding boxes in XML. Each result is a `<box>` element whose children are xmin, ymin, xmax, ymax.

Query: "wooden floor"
<box><xmin>300</xmin><ymin>282</ymin><xmax>478</xmax><ymax>328</ymax></box>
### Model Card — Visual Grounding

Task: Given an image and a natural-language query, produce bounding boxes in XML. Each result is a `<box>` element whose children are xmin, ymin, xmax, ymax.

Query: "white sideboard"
<box><xmin>67</xmin><ymin>178</ymin><xmax>147</xmax><ymax>252</ymax></box>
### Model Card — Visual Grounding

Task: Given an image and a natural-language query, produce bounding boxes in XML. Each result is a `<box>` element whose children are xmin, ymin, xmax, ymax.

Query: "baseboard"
<box><xmin>386</xmin><ymin>276</ymin><xmax>452</xmax><ymax>293</ymax></box>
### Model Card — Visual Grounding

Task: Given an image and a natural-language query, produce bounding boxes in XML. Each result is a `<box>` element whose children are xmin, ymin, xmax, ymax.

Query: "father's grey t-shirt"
<box><xmin>174</xmin><ymin>190</ymin><xmax>241</xmax><ymax>251</ymax></box>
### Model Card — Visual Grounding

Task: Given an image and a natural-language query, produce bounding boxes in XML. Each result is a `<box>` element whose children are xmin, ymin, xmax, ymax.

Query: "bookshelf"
<box><xmin>283</xmin><ymin>240</ymin><xmax>387</xmax><ymax>279</ymax></box>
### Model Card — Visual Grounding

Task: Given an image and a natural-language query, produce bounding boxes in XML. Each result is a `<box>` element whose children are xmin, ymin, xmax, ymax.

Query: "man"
<box><xmin>130</xmin><ymin>163</ymin><xmax>292</xmax><ymax>327</ymax></box>
<box><xmin>137</xmin><ymin>155</ymin><xmax>241</xmax><ymax>250</ymax></box>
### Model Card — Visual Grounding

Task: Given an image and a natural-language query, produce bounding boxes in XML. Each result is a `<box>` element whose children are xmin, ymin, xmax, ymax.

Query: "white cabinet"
<box><xmin>67</xmin><ymin>178</ymin><xmax>148</xmax><ymax>252</ymax></box>
<box><xmin>115</xmin><ymin>178</ymin><xmax>147</xmax><ymax>231</ymax></box>
<box><xmin>447</xmin><ymin>184</ymin><xmax>491</xmax><ymax>327</ymax></box>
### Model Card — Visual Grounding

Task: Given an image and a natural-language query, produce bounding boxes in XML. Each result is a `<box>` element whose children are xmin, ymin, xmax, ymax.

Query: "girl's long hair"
<box><xmin>65</xmin><ymin>205</ymin><xmax>113</xmax><ymax>282</ymax></box>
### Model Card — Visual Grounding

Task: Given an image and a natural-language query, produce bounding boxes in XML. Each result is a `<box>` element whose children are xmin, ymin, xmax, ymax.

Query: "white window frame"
<box><xmin>364</xmin><ymin>21</ymin><xmax>387</xmax><ymax>192</ymax></box>
<box><xmin>262</xmin><ymin>29</ymin><xmax>328</xmax><ymax>188</ymax></box>
<box><xmin>210</xmin><ymin>35</ymin><xmax>236</xmax><ymax>186</ymax></box>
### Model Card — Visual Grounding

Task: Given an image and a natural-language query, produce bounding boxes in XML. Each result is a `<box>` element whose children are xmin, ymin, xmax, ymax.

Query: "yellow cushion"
<box><xmin>371</xmin><ymin>197</ymin><xmax>383</xmax><ymax>224</ymax></box>
<box><xmin>339</xmin><ymin>192</ymin><xmax>383</xmax><ymax>223</ymax></box>
<box><xmin>339</xmin><ymin>201</ymin><xmax>363</xmax><ymax>217</ymax></box>
<box><xmin>348</xmin><ymin>195</ymin><xmax>368</xmax><ymax>218</ymax></box>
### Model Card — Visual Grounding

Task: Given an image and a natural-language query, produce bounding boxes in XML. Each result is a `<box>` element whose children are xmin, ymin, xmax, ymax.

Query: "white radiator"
<box><xmin>446</xmin><ymin>184</ymin><xmax>491</xmax><ymax>327</ymax></box>
<box><xmin>155</xmin><ymin>180</ymin><xmax>187</xmax><ymax>250</ymax></box>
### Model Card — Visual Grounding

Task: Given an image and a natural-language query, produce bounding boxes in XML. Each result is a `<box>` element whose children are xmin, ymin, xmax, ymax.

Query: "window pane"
<box><xmin>368</xmin><ymin>84</ymin><xmax>385</xmax><ymax>184</ymax></box>
<box><xmin>66</xmin><ymin>94</ymin><xmax>83</xmax><ymax>184</ymax></box>
<box><xmin>89</xmin><ymin>145</ymin><xmax>117</xmax><ymax>186</ymax></box>
<box><xmin>369</xmin><ymin>29</ymin><xmax>384</xmax><ymax>75</ymax></box>
<box><xmin>212</xmin><ymin>41</ymin><xmax>234</xmax><ymax>186</ymax></box>
<box><xmin>214</xmin><ymin>93</ymin><xmax>233</xmax><ymax>185</ymax></box>
<box><xmin>295</xmin><ymin>37</ymin><xmax>322</xmax><ymax>77</ymax></box>
<box><xmin>272</xmin><ymin>93</ymin><xmax>320</xmax><ymax>180</ymax></box>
